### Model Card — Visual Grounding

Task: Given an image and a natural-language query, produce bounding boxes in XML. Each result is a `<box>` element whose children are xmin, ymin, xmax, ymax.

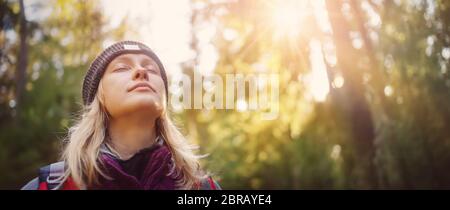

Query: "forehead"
<box><xmin>110</xmin><ymin>53</ymin><xmax>156</xmax><ymax>65</ymax></box>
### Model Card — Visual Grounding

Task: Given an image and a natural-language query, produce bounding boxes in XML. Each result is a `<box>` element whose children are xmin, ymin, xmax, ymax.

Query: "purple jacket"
<box><xmin>92</xmin><ymin>137</ymin><xmax>182</xmax><ymax>190</ymax></box>
<box><xmin>21</xmin><ymin>137</ymin><xmax>221</xmax><ymax>190</ymax></box>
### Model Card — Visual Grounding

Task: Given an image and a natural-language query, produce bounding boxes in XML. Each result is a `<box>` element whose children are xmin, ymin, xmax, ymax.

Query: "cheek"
<box><xmin>150</xmin><ymin>76</ymin><xmax>166</xmax><ymax>99</ymax></box>
<box><xmin>101</xmin><ymin>76</ymin><xmax>127</xmax><ymax>113</ymax></box>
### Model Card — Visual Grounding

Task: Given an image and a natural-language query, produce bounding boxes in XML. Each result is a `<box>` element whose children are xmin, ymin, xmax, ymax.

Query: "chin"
<box><xmin>106</xmin><ymin>94</ymin><xmax>164</xmax><ymax>118</ymax></box>
<box><xmin>129</xmin><ymin>95</ymin><xmax>163</xmax><ymax>112</ymax></box>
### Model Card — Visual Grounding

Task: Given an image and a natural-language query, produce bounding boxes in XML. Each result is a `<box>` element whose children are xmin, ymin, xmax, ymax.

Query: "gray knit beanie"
<box><xmin>82</xmin><ymin>41</ymin><xmax>169</xmax><ymax>106</ymax></box>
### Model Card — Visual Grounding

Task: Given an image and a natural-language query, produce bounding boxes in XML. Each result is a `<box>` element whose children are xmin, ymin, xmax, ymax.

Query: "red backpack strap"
<box><xmin>207</xmin><ymin>177</ymin><xmax>217</xmax><ymax>190</ymax></box>
<box><xmin>198</xmin><ymin>176</ymin><xmax>222</xmax><ymax>190</ymax></box>
<box><xmin>60</xmin><ymin>176</ymin><xmax>79</xmax><ymax>190</ymax></box>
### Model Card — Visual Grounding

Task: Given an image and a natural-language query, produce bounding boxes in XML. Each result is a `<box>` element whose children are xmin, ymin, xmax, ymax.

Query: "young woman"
<box><xmin>22</xmin><ymin>41</ymin><xmax>221</xmax><ymax>190</ymax></box>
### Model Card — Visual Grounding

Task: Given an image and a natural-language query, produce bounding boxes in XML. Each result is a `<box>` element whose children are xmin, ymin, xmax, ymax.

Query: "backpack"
<box><xmin>21</xmin><ymin>161</ymin><xmax>221</xmax><ymax>190</ymax></box>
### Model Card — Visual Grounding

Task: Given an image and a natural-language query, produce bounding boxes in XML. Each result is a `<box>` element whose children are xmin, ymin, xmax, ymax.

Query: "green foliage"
<box><xmin>0</xmin><ymin>0</ymin><xmax>127</xmax><ymax>189</ymax></box>
<box><xmin>181</xmin><ymin>0</ymin><xmax>450</xmax><ymax>189</ymax></box>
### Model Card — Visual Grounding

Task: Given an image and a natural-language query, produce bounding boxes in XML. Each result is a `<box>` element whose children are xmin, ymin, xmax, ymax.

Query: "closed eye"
<box><xmin>145</xmin><ymin>66</ymin><xmax>158</xmax><ymax>74</ymax></box>
<box><xmin>114</xmin><ymin>66</ymin><xmax>130</xmax><ymax>72</ymax></box>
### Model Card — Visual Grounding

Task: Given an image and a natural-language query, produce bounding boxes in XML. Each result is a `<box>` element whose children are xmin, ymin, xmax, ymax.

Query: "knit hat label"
<box><xmin>123</xmin><ymin>44</ymin><xmax>140</xmax><ymax>50</ymax></box>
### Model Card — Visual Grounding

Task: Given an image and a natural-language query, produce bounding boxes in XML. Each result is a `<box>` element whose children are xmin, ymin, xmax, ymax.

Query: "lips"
<box><xmin>128</xmin><ymin>82</ymin><xmax>156</xmax><ymax>92</ymax></box>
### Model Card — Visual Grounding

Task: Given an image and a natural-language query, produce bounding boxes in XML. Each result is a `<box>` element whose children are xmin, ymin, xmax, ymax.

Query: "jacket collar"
<box><xmin>100</xmin><ymin>135</ymin><xmax>165</xmax><ymax>160</ymax></box>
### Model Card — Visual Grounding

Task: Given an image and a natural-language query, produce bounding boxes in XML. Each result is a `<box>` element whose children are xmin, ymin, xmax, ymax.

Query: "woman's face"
<box><xmin>100</xmin><ymin>53</ymin><xmax>165</xmax><ymax>118</ymax></box>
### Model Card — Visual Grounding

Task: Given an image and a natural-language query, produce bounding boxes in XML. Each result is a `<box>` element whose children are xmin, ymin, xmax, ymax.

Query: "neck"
<box><xmin>107</xmin><ymin>112</ymin><xmax>158</xmax><ymax>160</ymax></box>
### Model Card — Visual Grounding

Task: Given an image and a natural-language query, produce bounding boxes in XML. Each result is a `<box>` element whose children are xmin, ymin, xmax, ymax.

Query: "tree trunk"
<box><xmin>326</xmin><ymin>0</ymin><xmax>378</xmax><ymax>189</ymax></box>
<box><xmin>350</xmin><ymin>0</ymin><xmax>390</xmax><ymax>120</ymax></box>
<box><xmin>15</xmin><ymin>0</ymin><xmax>28</xmax><ymax>118</ymax></box>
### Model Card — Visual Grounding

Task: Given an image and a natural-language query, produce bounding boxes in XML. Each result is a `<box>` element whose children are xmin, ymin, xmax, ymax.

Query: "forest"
<box><xmin>1</xmin><ymin>0</ymin><xmax>449</xmax><ymax>189</ymax></box>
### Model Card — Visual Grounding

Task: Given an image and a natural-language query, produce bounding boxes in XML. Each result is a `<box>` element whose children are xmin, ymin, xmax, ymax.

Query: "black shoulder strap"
<box><xmin>38</xmin><ymin>161</ymin><xmax>65</xmax><ymax>190</ymax></box>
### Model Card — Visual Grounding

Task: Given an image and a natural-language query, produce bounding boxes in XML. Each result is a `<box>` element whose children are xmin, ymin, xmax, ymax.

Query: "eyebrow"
<box><xmin>111</xmin><ymin>56</ymin><xmax>133</xmax><ymax>65</ymax></box>
<box><xmin>142</xmin><ymin>58</ymin><xmax>156</xmax><ymax>66</ymax></box>
<box><xmin>108</xmin><ymin>54</ymin><xmax>160</xmax><ymax>72</ymax></box>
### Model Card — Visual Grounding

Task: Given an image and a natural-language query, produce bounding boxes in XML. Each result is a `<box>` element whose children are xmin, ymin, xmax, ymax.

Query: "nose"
<box><xmin>132</xmin><ymin>68</ymin><xmax>149</xmax><ymax>81</ymax></box>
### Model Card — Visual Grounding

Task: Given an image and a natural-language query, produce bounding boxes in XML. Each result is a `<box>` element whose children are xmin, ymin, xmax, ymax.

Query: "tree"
<box><xmin>0</xmin><ymin>0</ymin><xmax>127</xmax><ymax>189</ymax></box>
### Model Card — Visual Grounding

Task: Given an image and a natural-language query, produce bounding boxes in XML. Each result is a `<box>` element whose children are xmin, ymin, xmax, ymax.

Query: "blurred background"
<box><xmin>1</xmin><ymin>0</ymin><xmax>450</xmax><ymax>189</ymax></box>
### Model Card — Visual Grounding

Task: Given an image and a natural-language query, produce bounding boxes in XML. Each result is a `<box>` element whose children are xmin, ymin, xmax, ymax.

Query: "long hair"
<box><xmin>61</xmin><ymin>80</ymin><xmax>205</xmax><ymax>189</ymax></box>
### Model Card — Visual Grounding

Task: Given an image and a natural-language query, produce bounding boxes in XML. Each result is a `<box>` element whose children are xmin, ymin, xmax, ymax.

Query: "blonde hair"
<box><xmin>61</xmin><ymin>82</ymin><xmax>205</xmax><ymax>189</ymax></box>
